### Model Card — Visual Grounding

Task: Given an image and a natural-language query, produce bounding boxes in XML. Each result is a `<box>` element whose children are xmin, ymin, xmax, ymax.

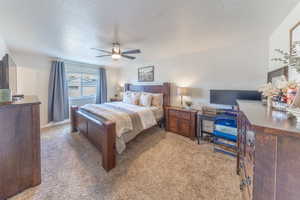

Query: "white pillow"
<box><xmin>140</xmin><ymin>93</ymin><xmax>153</xmax><ymax>107</ymax></box>
<box><xmin>123</xmin><ymin>91</ymin><xmax>133</xmax><ymax>104</ymax></box>
<box><xmin>141</xmin><ymin>92</ymin><xmax>163</xmax><ymax>107</ymax></box>
<box><xmin>152</xmin><ymin>93</ymin><xmax>163</xmax><ymax>107</ymax></box>
<box><xmin>131</xmin><ymin>92</ymin><xmax>141</xmax><ymax>105</ymax></box>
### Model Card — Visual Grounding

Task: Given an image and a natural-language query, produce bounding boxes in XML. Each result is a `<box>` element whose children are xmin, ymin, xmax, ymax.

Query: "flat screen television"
<box><xmin>210</xmin><ymin>90</ymin><xmax>261</xmax><ymax>106</ymax></box>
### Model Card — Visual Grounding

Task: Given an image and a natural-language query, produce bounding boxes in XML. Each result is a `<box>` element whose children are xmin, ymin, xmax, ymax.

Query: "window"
<box><xmin>65</xmin><ymin>62</ymin><xmax>100</xmax><ymax>106</ymax></box>
<box><xmin>66</xmin><ymin>72</ymin><xmax>98</xmax><ymax>99</ymax></box>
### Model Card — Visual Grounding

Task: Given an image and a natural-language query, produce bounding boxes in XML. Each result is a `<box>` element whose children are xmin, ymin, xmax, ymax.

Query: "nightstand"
<box><xmin>165</xmin><ymin>106</ymin><xmax>197</xmax><ymax>139</ymax></box>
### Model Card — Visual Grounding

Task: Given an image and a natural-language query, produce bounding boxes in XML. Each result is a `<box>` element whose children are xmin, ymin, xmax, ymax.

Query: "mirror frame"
<box><xmin>290</xmin><ymin>21</ymin><xmax>300</xmax><ymax>54</ymax></box>
<box><xmin>267</xmin><ymin>66</ymin><xmax>289</xmax><ymax>83</ymax></box>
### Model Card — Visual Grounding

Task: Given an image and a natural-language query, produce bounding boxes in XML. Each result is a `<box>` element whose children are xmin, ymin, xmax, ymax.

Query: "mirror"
<box><xmin>289</xmin><ymin>22</ymin><xmax>300</xmax><ymax>74</ymax></box>
<box><xmin>0</xmin><ymin>54</ymin><xmax>17</xmax><ymax>95</ymax></box>
<box><xmin>290</xmin><ymin>22</ymin><xmax>300</xmax><ymax>56</ymax></box>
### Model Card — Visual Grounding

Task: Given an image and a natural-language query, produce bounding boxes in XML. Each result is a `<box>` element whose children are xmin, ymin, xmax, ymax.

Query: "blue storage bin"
<box><xmin>212</xmin><ymin>113</ymin><xmax>238</xmax><ymax>157</ymax></box>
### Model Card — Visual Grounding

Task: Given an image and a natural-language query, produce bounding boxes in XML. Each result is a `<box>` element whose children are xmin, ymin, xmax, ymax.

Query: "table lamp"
<box><xmin>115</xmin><ymin>85</ymin><xmax>124</xmax><ymax>98</ymax></box>
<box><xmin>177</xmin><ymin>87</ymin><xmax>190</xmax><ymax>107</ymax></box>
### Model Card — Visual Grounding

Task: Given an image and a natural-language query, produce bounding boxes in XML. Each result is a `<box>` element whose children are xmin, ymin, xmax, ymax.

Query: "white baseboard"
<box><xmin>41</xmin><ymin>119</ymin><xmax>70</xmax><ymax>130</ymax></box>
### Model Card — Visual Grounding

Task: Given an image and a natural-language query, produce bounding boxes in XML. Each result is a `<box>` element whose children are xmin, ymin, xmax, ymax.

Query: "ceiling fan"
<box><xmin>91</xmin><ymin>43</ymin><xmax>141</xmax><ymax>60</ymax></box>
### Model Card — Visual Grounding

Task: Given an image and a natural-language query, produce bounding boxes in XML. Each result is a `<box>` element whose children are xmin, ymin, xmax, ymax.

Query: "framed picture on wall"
<box><xmin>138</xmin><ymin>66</ymin><xmax>154</xmax><ymax>82</ymax></box>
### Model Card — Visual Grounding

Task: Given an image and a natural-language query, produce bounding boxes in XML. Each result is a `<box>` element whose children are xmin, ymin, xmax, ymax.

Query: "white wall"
<box><xmin>11</xmin><ymin>50</ymin><xmax>120</xmax><ymax>127</ymax></box>
<box><xmin>0</xmin><ymin>34</ymin><xmax>8</xmax><ymax>57</ymax></box>
<box><xmin>269</xmin><ymin>1</ymin><xmax>300</xmax><ymax>81</ymax></box>
<box><xmin>120</xmin><ymin>38</ymin><xmax>268</xmax><ymax>107</ymax></box>
<box><xmin>12</xmin><ymin>51</ymin><xmax>53</xmax><ymax>127</ymax></box>
<box><xmin>106</xmin><ymin>67</ymin><xmax>120</xmax><ymax>99</ymax></box>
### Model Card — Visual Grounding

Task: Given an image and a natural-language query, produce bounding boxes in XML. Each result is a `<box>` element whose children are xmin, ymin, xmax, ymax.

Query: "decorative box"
<box><xmin>0</xmin><ymin>89</ymin><xmax>12</xmax><ymax>103</ymax></box>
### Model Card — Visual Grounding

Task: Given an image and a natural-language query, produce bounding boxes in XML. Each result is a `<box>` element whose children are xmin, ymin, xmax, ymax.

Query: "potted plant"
<box><xmin>185</xmin><ymin>100</ymin><xmax>193</xmax><ymax>109</ymax></box>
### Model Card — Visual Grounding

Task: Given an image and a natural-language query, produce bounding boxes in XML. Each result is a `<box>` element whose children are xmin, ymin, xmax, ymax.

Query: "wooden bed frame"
<box><xmin>70</xmin><ymin>82</ymin><xmax>170</xmax><ymax>172</ymax></box>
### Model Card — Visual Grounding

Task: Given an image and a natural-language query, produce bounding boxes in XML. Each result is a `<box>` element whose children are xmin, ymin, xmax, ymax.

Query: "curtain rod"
<box><xmin>51</xmin><ymin>57</ymin><xmax>105</xmax><ymax>69</ymax></box>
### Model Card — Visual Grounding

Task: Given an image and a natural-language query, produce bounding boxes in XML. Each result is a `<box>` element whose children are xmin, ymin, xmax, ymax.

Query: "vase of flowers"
<box><xmin>258</xmin><ymin>83</ymin><xmax>279</xmax><ymax>108</ymax></box>
<box><xmin>287</xmin><ymin>88</ymin><xmax>298</xmax><ymax>104</ymax></box>
<box><xmin>285</xmin><ymin>80</ymin><xmax>298</xmax><ymax>105</ymax></box>
<box><xmin>275</xmin><ymin>77</ymin><xmax>299</xmax><ymax>108</ymax></box>
<box><xmin>259</xmin><ymin>76</ymin><xmax>299</xmax><ymax>110</ymax></box>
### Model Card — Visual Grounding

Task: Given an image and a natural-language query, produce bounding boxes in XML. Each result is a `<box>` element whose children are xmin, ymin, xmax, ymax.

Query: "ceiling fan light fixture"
<box><xmin>112</xmin><ymin>43</ymin><xmax>121</xmax><ymax>54</ymax></box>
<box><xmin>113</xmin><ymin>47</ymin><xmax>120</xmax><ymax>54</ymax></box>
<box><xmin>112</xmin><ymin>53</ymin><xmax>121</xmax><ymax>60</ymax></box>
<box><xmin>92</xmin><ymin>42</ymin><xmax>140</xmax><ymax>60</ymax></box>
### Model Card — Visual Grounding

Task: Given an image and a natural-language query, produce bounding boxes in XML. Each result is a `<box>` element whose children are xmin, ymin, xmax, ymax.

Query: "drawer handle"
<box><xmin>240</xmin><ymin>162</ymin><xmax>244</xmax><ymax>169</ymax></box>
<box><xmin>246</xmin><ymin>176</ymin><xmax>252</xmax><ymax>185</ymax></box>
<box><xmin>248</xmin><ymin>139</ymin><xmax>255</xmax><ymax>147</ymax></box>
<box><xmin>240</xmin><ymin>180</ymin><xmax>246</xmax><ymax>191</ymax></box>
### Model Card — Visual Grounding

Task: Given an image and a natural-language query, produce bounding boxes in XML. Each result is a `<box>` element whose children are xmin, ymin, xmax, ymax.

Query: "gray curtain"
<box><xmin>96</xmin><ymin>68</ymin><xmax>107</xmax><ymax>104</ymax></box>
<box><xmin>48</xmin><ymin>61</ymin><xmax>69</xmax><ymax>122</ymax></box>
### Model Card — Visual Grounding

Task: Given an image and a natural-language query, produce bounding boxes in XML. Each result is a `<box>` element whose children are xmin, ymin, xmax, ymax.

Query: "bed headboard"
<box><xmin>124</xmin><ymin>82</ymin><xmax>171</xmax><ymax>107</ymax></box>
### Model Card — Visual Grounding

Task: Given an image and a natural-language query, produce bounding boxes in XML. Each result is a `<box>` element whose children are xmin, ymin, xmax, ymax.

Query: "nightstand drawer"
<box><xmin>177</xmin><ymin>111</ymin><xmax>190</xmax><ymax>120</ymax></box>
<box><xmin>168</xmin><ymin>117</ymin><xmax>178</xmax><ymax>132</ymax></box>
<box><xmin>169</xmin><ymin>110</ymin><xmax>178</xmax><ymax>117</ymax></box>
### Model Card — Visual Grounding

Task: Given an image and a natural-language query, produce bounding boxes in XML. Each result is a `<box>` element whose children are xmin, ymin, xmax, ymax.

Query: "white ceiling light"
<box><xmin>111</xmin><ymin>43</ymin><xmax>121</xmax><ymax>60</ymax></box>
<box><xmin>112</xmin><ymin>53</ymin><xmax>121</xmax><ymax>60</ymax></box>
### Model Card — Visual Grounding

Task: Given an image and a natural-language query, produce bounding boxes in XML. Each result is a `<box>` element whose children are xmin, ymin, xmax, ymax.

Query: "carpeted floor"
<box><xmin>9</xmin><ymin>124</ymin><xmax>241</xmax><ymax>200</ymax></box>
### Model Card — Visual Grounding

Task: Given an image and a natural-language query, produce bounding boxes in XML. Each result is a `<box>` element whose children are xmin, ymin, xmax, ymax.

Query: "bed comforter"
<box><xmin>81</xmin><ymin>102</ymin><xmax>157</xmax><ymax>153</ymax></box>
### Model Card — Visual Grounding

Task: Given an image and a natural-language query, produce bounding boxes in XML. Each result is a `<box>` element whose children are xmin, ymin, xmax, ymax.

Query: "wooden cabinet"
<box><xmin>237</xmin><ymin>100</ymin><xmax>300</xmax><ymax>200</ymax></box>
<box><xmin>166</xmin><ymin>106</ymin><xmax>197</xmax><ymax>139</ymax></box>
<box><xmin>0</xmin><ymin>96</ymin><xmax>41</xmax><ymax>200</ymax></box>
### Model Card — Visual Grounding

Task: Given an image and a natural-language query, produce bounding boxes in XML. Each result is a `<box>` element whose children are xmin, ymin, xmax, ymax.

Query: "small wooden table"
<box><xmin>165</xmin><ymin>106</ymin><xmax>197</xmax><ymax>139</ymax></box>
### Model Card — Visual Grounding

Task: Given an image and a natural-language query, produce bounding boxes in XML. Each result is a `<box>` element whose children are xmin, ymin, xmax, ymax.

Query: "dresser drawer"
<box><xmin>168</xmin><ymin>117</ymin><xmax>178</xmax><ymax>132</ymax></box>
<box><xmin>244</xmin><ymin>160</ymin><xmax>253</xmax><ymax>199</ymax></box>
<box><xmin>240</xmin><ymin>162</ymin><xmax>252</xmax><ymax>200</ymax></box>
<box><xmin>246</xmin><ymin>130</ymin><xmax>255</xmax><ymax>162</ymax></box>
<box><xmin>169</xmin><ymin>109</ymin><xmax>191</xmax><ymax>120</ymax></box>
<box><xmin>178</xmin><ymin>119</ymin><xmax>191</xmax><ymax>137</ymax></box>
<box><xmin>169</xmin><ymin>110</ymin><xmax>178</xmax><ymax>117</ymax></box>
<box><xmin>77</xmin><ymin>114</ymin><xmax>88</xmax><ymax>136</ymax></box>
<box><xmin>177</xmin><ymin>111</ymin><xmax>190</xmax><ymax>120</ymax></box>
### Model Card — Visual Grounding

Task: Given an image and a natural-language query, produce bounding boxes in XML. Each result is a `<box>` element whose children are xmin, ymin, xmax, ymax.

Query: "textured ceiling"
<box><xmin>0</xmin><ymin>0</ymin><xmax>299</xmax><ymax>67</ymax></box>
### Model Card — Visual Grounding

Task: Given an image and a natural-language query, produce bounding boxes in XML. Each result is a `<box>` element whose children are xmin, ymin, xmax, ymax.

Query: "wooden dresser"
<box><xmin>165</xmin><ymin>106</ymin><xmax>197</xmax><ymax>139</ymax></box>
<box><xmin>0</xmin><ymin>96</ymin><xmax>41</xmax><ymax>200</ymax></box>
<box><xmin>237</xmin><ymin>100</ymin><xmax>300</xmax><ymax>200</ymax></box>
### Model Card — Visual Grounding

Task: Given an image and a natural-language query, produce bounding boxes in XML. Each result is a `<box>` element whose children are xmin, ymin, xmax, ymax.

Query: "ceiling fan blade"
<box><xmin>122</xmin><ymin>49</ymin><xmax>141</xmax><ymax>54</ymax></box>
<box><xmin>96</xmin><ymin>55</ymin><xmax>111</xmax><ymax>58</ymax></box>
<box><xmin>91</xmin><ymin>48</ymin><xmax>112</xmax><ymax>54</ymax></box>
<box><xmin>121</xmin><ymin>54</ymin><xmax>136</xmax><ymax>60</ymax></box>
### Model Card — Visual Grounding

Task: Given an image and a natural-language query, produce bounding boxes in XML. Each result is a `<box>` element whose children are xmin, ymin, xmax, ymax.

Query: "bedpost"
<box><xmin>162</xmin><ymin>82</ymin><xmax>171</xmax><ymax>128</ymax></box>
<box><xmin>163</xmin><ymin>82</ymin><xmax>171</xmax><ymax>107</ymax></box>
<box><xmin>71</xmin><ymin>106</ymin><xmax>79</xmax><ymax>132</ymax></box>
<box><xmin>102</xmin><ymin>121</ymin><xmax>116</xmax><ymax>171</ymax></box>
<box><xmin>124</xmin><ymin>83</ymin><xmax>130</xmax><ymax>91</ymax></box>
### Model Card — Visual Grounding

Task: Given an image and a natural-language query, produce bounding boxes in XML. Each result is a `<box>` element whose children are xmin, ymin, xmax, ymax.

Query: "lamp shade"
<box><xmin>177</xmin><ymin>87</ymin><xmax>190</xmax><ymax>96</ymax></box>
<box><xmin>116</xmin><ymin>85</ymin><xmax>124</xmax><ymax>92</ymax></box>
